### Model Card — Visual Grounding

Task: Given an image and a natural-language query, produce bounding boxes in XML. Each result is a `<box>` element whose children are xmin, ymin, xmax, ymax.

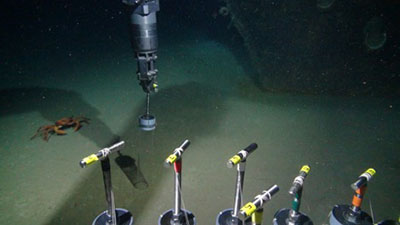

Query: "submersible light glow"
<box><xmin>364</xmin><ymin>17</ymin><xmax>387</xmax><ymax>50</ymax></box>
<box><xmin>317</xmin><ymin>0</ymin><xmax>335</xmax><ymax>9</ymax></box>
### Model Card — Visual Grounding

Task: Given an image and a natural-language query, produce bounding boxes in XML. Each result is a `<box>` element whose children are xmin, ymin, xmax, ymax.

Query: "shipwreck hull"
<box><xmin>224</xmin><ymin>0</ymin><xmax>400</xmax><ymax>96</ymax></box>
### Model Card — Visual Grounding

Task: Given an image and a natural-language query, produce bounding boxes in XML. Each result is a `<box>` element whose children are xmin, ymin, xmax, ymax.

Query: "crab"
<box><xmin>54</xmin><ymin>116</ymin><xmax>90</xmax><ymax>131</ymax></box>
<box><xmin>30</xmin><ymin>116</ymin><xmax>90</xmax><ymax>141</ymax></box>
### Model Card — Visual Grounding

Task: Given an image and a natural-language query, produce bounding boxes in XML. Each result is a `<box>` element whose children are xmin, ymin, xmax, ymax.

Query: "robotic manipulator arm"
<box><xmin>123</xmin><ymin>0</ymin><xmax>160</xmax><ymax>93</ymax></box>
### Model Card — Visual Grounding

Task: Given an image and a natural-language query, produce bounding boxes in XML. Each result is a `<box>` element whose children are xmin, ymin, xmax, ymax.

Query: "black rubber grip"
<box><xmin>179</xmin><ymin>139</ymin><xmax>191</xmax><ymax>150</ymax></box>
<box><xmin>244</xmin><ymin>143</ymin><xmax>258</xmax><ymax>153</ymax></box>
<box><xmin>289</xmin><ymin>171</ymin><xmax>308</xmax><ymax>195</ymax></box>
<box><xmin>289</xmin><ymin>183</ymin><xmax>301</xmax><ymax>196</ymax></box>
<box><xmin>351</xmin><ymin>177</ymin><xmax>367</xmax><ymax>190</ymax></box>
<box><xmin>268</xmin><ymin>184</ymin><xmax>280</xmax><ymax>196</ymax></box>
<box><xmin>79</xmin><ymin>161</ymin><xmax>86</xmax><ymax>168</ymax></box>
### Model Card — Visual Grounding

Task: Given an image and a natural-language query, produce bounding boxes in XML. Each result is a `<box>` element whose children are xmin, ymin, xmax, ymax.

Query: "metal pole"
<box><xmin>292</xmin><ymin>189</ymin><xmax>302</xmax><ymax>214</ymax></box>
<box><xmin>251</xmin><ymin>208</ymin><xmax>264</xmax><ymax>225</ymax></box>
<box><xmin>287</xmin><ymin>188</ymin><xmax>302</xmax><ymax>225</ymax></box>
<box><xmin>146</xmin><ymin>93</ymin><xmax>150</xmax><ymax>116</ymax></box>
<box><xmin>232</xmin><ymin>161</ymin><xmax>246</xmax><ymax>225</ymax></box>
<box><xmin>101</xmin><ymin>157</ymin><xmax>117</xmax><ymax>225</ymax></box>
<box><xmin>173</xmin><ymin>158</ymin><xmax>182</xmax><ymax>224</ymax></box>
<box><xmin>239</xmin><ymin>185</ymin><xmax>280</xmax><ymax>220</ymax></box>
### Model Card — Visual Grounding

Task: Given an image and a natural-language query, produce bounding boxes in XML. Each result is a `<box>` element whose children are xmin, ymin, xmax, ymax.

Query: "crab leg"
<box><xmin>74</xmin><ymin>122</ymin><xmax>81</xmax><ymax>131</ymax></box>
<box><xmin>54</xmin><ymin>126</ymin><xmax>67</xmax><ymax>135</ymax></box>
<box><xmin>30</xmin><ymin>126</ymin><xmax>42</xmax><ymax>140</ymax></box>
<box><xmin>43</xmin><ymin>132</ymin><xmax>49</xmax><ymax>141</ymax></box>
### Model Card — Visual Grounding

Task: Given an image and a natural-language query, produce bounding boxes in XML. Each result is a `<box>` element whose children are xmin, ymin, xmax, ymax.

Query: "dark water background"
<box><xmin>0</xmin><ymin>1</ymin><xmax>399</xmax><ymax>225</ymax></box>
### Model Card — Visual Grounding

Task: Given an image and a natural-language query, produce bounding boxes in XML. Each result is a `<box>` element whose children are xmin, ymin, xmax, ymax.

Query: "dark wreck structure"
<box><xmin>220</xmin><ymin>0</ymin><xmax>400</xmax><ymax>96</ymax></box>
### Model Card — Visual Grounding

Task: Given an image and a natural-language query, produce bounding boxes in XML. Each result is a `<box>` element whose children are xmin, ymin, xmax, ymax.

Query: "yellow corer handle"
<box><xmin>80</xmin><ymin>154</ymin><xmax>99</xmax><ymax>168</ymax></box>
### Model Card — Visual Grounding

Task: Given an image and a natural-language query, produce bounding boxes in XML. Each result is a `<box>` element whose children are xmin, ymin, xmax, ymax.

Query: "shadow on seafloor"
<box><xmin>20</xmin><ymin>82</ymin><xmax>228</xmax><ymax>225</ymax></box>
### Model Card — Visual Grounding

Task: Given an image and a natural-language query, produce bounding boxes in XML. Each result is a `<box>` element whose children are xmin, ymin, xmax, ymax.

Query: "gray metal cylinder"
<box><xmin>329</xmin><ymin>205</ymin><xmax>373</xmax><ymax>225</ymax></box>
<box><xmin>138</xmin><ymin>114</ymin><xmax>156</xmax><ymax>131</ymax></box>
<box><xmin>159</xmin><ymin>209</ymin><xmax>196</xmax><ymax>225</ymax></box>
<box><xmin>130</xmin><ymin>12</ymin><xmax>158</xmax><ymax>52</ymax></box>
<box><xmin>273</xmin><ymin>208</ymin><xmax>313</xmax><ymax>225</ymax></box>
<box><xmin>92</xmin><ymin>208</ymin><xmax>133</xmax><ymax>225</ymax></box>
